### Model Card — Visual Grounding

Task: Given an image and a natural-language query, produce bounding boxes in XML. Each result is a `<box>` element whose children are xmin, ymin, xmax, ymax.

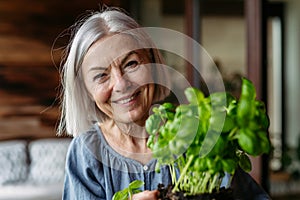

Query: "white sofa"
<box><xmin>0</xmin><ymin>138</ymin><xmax>72</xmax><ymax>200</ymax></box>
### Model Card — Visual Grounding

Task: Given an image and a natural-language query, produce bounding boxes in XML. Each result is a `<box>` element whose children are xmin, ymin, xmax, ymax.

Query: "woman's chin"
<box><xmin>113</xmin><ymin>111</ymin><xmax>146</xmax><ymax>126</ymax></box>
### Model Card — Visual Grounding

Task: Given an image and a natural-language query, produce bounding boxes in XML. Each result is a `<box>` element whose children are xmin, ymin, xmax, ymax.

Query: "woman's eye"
<box><xmin>125</xmin><ymin>60</ymin><xmax>139</xmax><ymax>70</ymax></box>
<box><xmin>93</xmin><ymin>73</ymin><xmax>108</xmax><ymax>83</ymax></box>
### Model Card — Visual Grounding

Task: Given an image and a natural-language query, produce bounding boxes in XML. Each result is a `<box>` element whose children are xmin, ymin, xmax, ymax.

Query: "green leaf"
<box><xmin>157</xmin><ymin>103</ymin><xmax>176</xmax><ymax>120</ymax></box>
<box><xmin>206</xmin><ymin>158</ymin><xmax>215</xmax><ymax>173</ymax></box>
<box><xmin>176</xmin><ymin>104</ymin><xmax>198</xmax><ymax>117</ymax></box>
<box><xmin>222</xmin><ymin>115</ymin><xmax>235</xmax><ymax>133</ymax></box>
<box><xmin>209</xmin><ymin>92</ymin><xmax>228</xmax><ymax>108</ymax></box>
<box><xmin>169</xmin><ymin>139</ymin><xmax>188</xmax><ymax>156</ymax></box>
<box><xmin>193</xmin><ymin>157</ymin><xmax>208</xmax><ymax>171</ymax></box>
<box><xmin>161</xmin><ymin>102</ymin><xmax>176</xmax><ymax>112</ymax></box>
<box><xmin>256</xmin><ymin>110</ymin><xmax>270</xmax><ymax>130</ymax></box>
<box><xmin>240</xmin><ymin>78</ymin><xmax>256</xmax><ymax>100</ymax></box>
<box><xmin>199</xmin><ymin>129</ymin><xmax>221</xmax><ymax>158</ymax></box>
<box><xmin>169</xmin><ymin>140</ymin><xmax>179</xmax><ymax>155</ymax></box>
<box><xmin>255</xmin><ymin>100</ymin><xmax>266</xmax><ymax>113</ymax></box>
<box><xmin>175</xmin><ymin>116</ymin><xmax>199</xmax><ymax>141</ymax></box>
<box><xmin>238</xmin><ymin>153</ymin><xmax>252</xmax><ymax>172</ymax></box>
<box><xmin>146</xmin><ymin>135</ymin><xmax>154</xmax><ymax>149</ymax></box>
<box><xmin>152</xmin><ymin>142</ymin><xmax>172</xmax><ymax>162</ymax></box>
<box><xmin>129</xmin><ymin>180</ymin><xmax>144</xmax><ymax>189</ymax></box>
<box><xmin>166</xmin><ymin>118</ymin><xmax>180</xmax><ymax>135</ymax></box>
<box><xmin>112</xmin><ymin>188</ymin><xmax>129</xmax><ymax>200</ymax></box>
<box><xmin>222</xmin><ymin>159</ymin><xmax>237</xmax><ymax>174</ymax></box>
<box><xmin>237</xmin><ymin>78</ymin><xmax>257</xmax><ymax>126</ymax></box>
<box><xmin>226</xmin><ymin>100</ymin><xmax>237</xmax><ymax>116</ymax></box>
<box><xmin>237</xmin><ymin>98</ymin><xmax>256</xmax><ymax>126</ymax></box>
<box><xmin>237</xmin><ymin>128</ymin><xmax>260</xmax><ymax>156</ymax></box>
<box><xmin>184</xmin><ymin>87</ymin><xmax>205</xmax><ymax>105</ymax></box>
<box><xmin>207</xmin><ymin>135</ymin><xmax>226</xmax><ymax>157</ymax></box>
<box><xmin>257</xmin><ymin>131</ymin><xmax>271</xmax><ymax>154</ymax></box>
<box><xmin>112</xmin><ymin>181</ymin><xmax>144</xmax><ymax>200</ymax></box>
<box><xmin>145</xmin><ymin>114</ymin><xmax>161</xmax><ymax>135</ymax></box>
<box><xmin>209</xmin><ymin>109</ymin><xmax>226</xmax><ymax>132</ymax></box>
<box><xmin>132</xmin><ymin>189</ymin><xmax>142</xmax><ymax>194</ymax></box>
<box><xmin>247</xmin><ymin>121</ymin><xmax>261</xmax><ymax>131</ymax></box>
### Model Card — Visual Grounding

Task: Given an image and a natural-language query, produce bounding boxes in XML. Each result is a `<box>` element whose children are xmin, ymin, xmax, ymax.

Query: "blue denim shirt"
<box><xmin>62</xmin><ymin>124</ymin><xmax>173</xmax><ymax>200</ymax></box>
<box><xmin>63</xmin><ymin>124</ymin><xmax>270</xmax><ymax>200</ymax></box>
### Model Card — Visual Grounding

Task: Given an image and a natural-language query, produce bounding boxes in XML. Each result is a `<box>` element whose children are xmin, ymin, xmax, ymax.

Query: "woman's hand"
<box><xmin>132</xmin><ymin>190</ymin><xmax>159</xmax><ymax>200</ymax></box>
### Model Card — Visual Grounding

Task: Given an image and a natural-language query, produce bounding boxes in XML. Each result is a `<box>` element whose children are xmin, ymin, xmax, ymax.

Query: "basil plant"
<box><xmin>145</xmin><ymin>78</ymin><xmax>270</xmax><ymax>195</ymax></box>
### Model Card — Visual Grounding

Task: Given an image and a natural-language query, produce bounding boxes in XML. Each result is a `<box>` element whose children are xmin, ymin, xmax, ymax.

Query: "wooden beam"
<box><xmin>185</xmin><ymin>0</ymin><xmax>201</xmax><ymax>88</ymax></box>
<box><xmin>245</xmin><ymin>0</ymin><xmax>269</xmax><ymax>192</ymax></box>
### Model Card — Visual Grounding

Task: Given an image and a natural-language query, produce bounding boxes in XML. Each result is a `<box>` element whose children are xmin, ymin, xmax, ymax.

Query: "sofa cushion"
<box><xmin>0</xmin><ymin>140</ymin><xmax>28</xmax><ymax>185</ymax></box>
<box><xmin>28</xmin><ymin>138</ymin><xmax>71</xmax><ymax>184</ymax></box>
<box><xmin>0</xmin><ymin>182</ymin><xmax>64</xmax><ymax>200</ymax></box>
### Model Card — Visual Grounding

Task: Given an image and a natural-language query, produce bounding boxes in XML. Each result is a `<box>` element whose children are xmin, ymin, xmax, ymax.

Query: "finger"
<box><xmin>132</xmin><ymin>190</ymin><xmax>159</xmax><ymax>200</ymax></box>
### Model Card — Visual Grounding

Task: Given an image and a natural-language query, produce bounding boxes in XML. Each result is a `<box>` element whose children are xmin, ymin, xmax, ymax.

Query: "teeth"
<box><xmin>117</xmin><ymin>95</ymin><xmax>135</xmax><ymax>104</ymax></box>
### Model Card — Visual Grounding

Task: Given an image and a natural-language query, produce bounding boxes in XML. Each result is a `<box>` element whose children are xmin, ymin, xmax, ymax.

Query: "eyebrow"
<box><xmin>88</xmin><ymin>50</ymin><xmax>139</xmax><ymax>72</ymax></box>
<box><xmin>120</xmin><ymin>50</ymin><xmax>138</xmax><ymax>66</ymax></box>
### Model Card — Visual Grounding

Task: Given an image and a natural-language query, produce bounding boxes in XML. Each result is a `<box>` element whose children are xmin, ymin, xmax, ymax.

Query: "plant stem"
<box><xmin>193</xmin><ymin>172</ymin><xmax>204</xmax><ymax>195</ymax></box>
<box><xmin>169</xmin><ymin>164</ymin><xmax>176</xmax><ymax>185</ymax></box>
<box><xmin>228</xmin><ymin>127</ymin><xmax>238</xmax><ymax>139</ymax></box>
<box><xmin>172</xmin><ymin>155</ymin><xmax>194</xmax><ymax>193</ymax></box>
<box><xmin>209</xmin><ymin>174</ymin><xmax>219</xmax><ymax>193</ymax></box>
<box><xmin>200</xmin><ymin>172</ymin><xmax>211</xmax><ymax>193</ymax></box>
<box><xmin>128</xmin><ymin>189</ymin><xmax>132</xmax><ymax>200</ymax></box>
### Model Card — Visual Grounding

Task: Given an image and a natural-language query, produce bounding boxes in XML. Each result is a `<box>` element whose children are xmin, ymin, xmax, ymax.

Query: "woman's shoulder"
<box><xmin>68</xmin><ymin>124</ymin><xmax>154</xmax><ymax>173</ymax></box>
<box><xmin>70</xmin><ymin>124</ymin><xmax>98</xmax><ymax>144</ymax></box>
<box><xmin>67</xmin><ymin>124</ymin><xmax>106</xmax><ymax>160</ymax></box>
<box><xmin>68</xmin><ymin>124</ymin><xmax>128</xmax><ymax>167</ymax></box>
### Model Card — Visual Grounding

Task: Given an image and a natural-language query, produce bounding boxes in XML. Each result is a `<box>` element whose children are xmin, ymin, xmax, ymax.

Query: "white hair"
<box><xmin>57</xmin><ymin>8</ymin><xmax>170</xmax><ymax>137</ymax></box>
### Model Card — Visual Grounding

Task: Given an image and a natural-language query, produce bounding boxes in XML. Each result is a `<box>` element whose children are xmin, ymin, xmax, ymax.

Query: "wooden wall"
<box><xmin>0</xmin><ymin>0</ymin><xmax>130</xmax><ymax>140</ymax></box>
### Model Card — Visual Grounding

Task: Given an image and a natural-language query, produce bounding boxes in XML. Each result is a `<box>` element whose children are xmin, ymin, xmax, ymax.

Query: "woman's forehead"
<box><xmin>82</xmin><ymin>34</ymin><xmax>146</xmax><ymax>67</ymax></box>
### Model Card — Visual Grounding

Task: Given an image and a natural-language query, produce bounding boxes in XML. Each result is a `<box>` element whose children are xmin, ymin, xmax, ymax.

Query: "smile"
<box><xmin>112</xmin><ymin>91</ymin><xmax>140</xmax><ymax>105</ymax></box>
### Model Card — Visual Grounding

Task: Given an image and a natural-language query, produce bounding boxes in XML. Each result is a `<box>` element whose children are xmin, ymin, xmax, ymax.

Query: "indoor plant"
<box><xmin>113</xmin><ymin>77</ymin><xmax>271</xmax><ymax>200</ymax></box>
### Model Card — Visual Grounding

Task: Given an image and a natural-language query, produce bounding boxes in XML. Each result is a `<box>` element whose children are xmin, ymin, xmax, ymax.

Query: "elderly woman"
<box><xmin>58</xmin><ymin>6</ymin><xmax>271</xmax><ymax>200</ymax></box>
<box><xmin>58</xmin><ymin>7</ymin><xmax>171</xmax><ymax>200</ymax></box>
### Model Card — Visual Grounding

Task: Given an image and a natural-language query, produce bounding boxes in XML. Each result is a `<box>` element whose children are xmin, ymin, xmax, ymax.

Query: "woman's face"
<box><xmin>82</xmin><ymin>34</ymin><xmax>155</xmax><ymax>125</ymax></box>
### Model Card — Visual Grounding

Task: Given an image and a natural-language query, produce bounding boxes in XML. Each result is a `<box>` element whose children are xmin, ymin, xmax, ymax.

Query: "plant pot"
<box><xmin>158</xmin><ymin>184</ymin><xmax>234</xmax><ymax>200</ymax></box>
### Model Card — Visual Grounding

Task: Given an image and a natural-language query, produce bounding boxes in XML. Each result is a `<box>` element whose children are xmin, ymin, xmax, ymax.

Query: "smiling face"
<box><xmin>82</xmin><ymin>34</ymin><xmax>155</xmax><ymax>125</ymax></box>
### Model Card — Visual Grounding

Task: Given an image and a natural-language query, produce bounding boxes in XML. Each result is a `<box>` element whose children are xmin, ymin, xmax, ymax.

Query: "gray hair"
<box><xmin>57</xmin><ymin>8</ymin><xmax>170</xmax><ymax>137</ymax></box>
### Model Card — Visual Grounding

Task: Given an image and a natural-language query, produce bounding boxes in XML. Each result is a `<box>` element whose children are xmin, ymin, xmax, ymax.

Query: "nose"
<box><xmin>112</xmin><ymin>71</ymin><xmax>133</xmax><ymax>93</ymax></box>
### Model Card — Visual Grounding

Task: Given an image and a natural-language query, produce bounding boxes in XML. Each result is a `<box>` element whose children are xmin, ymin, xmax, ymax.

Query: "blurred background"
<box><xmin>0</xmin><ymin>0</ymin><xmax>299</xmax><ymax>199</ymax></box>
